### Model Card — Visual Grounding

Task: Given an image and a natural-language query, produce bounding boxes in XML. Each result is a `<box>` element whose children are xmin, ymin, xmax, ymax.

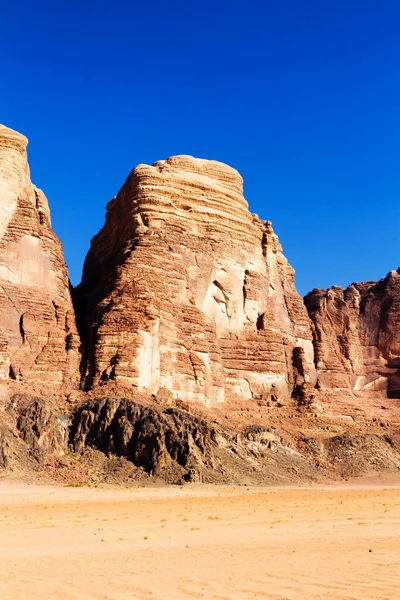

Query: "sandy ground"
<box><xmin>0</xmin><ymin>482</ymin><xmax>400</xmax><ymax>600</ymax></box>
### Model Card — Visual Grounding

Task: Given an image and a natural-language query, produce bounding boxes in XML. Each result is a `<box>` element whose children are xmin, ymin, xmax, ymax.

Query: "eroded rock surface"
<box><xmin>305</xmin><ymin>269</ymin><xmax>400</xmax><ymax>398</ymax></box>
<box><xmin>76</xmin><ymin>155</ymin><xmax>314</xmax><ymax>406</ymax></box>
<box><xmin>0</xmin><ymin>394</ymin><xmax>69</xmax><ymax>472</ymax></box>
<box><xmin>0</xmin><ymin>125</ymin><xmax>80</xmax><ymax>386</ymax></box>
<box><xmin>300</xmin><ymin>434</ymin><xmax>400</xmax><ymax>478</ymax></box>
<box><xmin>70</xmin><ymin>397</ymin><xmax>320</xmax><ymax>484</ymax></box>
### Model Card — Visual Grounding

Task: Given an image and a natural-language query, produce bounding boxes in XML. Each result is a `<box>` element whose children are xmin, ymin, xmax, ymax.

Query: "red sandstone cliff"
<box><xmin>0</xmin><ymin>124</ymin><xmax>80</xmax><ymax>386</ymax></box>
<box><xmin>304</xmin><ymin>269</ymin><xmax>400</xmax><ymax>399</ymax></box>
<box><xmin>76</xmin><ymin>155</ymin><xmax>315</xmax><ymax>406</ymax></box>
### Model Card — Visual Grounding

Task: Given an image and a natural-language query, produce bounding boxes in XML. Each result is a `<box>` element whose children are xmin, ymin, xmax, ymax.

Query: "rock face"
<box><xmin>0</xmin><ymin>394</ymin><xmax>70</xmax><ymax>472</ymax></box>
<box><xmin>13</xmin><ymin>394</ymin><xmax>69</xmax><ymax>460</ymax></box>
<box><xmin>304</xmin><ymin>269</ymin><xmax>400</xmax><ymax>398</ymax></box>
<box><xmin>0</xmin><ymin>125</ymin><xmax>80</xmax><ymax>386</ymax></box>
<box><xmin>71</xmin><ymin>397</ymin><xmax>218</xmax><ymax>481</ymax></box>
<box><xmin>70</xmin><ymin>397</ymin><xmax>321</xmax><ymax>484</ymax></box>
<box><xmin>77</xmin><ymin>155</ymin><xmax>315</xmax><ymax>406</ymax></box>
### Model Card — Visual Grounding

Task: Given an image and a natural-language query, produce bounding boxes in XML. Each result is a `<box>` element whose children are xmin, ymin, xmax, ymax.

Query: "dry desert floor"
<box><xmin>0</xmin><ymin>481</ymin><xmax>400</xmax><ymax>599</ymax></box>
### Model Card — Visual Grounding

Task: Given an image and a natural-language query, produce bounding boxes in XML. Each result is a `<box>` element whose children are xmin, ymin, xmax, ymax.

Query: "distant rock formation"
<box><xmin>0</xmin><ymin>124</ymin><xmax>80</xmax><ymax>386</ymax></box>
<box><xmin>76</xmin><ymin>155</ymin><xmax>315</xmax><ymax>406</ymax></box>
<box><xmin>304</xmin><ymin>269</ymin><xmax>400</xmax><ymax>398</ymax></box>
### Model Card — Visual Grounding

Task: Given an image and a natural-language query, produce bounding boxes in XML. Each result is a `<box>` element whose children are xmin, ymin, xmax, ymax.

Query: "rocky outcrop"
<box><xmin>0</xmin><ymin>394</ymin><xmax>69</xmax><ymax>471</ymax></box>
<box><xmin>76</xmin><ymin>155</ymin><xmax>315</xmax><ymax>406</ymax></box>
<box><xmin>301</xmin><ymin>434</ymin><xmax>400</xmax><ymax>479</ymax></box>
<box><xmin>14</xmin><ymin>396</ymin><xmax>69</xmax><ymax>459</ymax></box>
<box><xmin>70</xmin><ymin>397</ymin><xmax>321</xmax><ymax>484</ymax></box>
<box><xmin>304</xmin><ymin>269</ymin><xmax>400</xmax><ymax>398</ymax></box>
<box><xmin>0</xmin><ymin>125</ymin><xmax>80</xmax><ymax>386</ymax></box>
<box><xmin>71</xmin><ymin>397</ymin><xmax>218</xmax><ymax>481</ymax></box>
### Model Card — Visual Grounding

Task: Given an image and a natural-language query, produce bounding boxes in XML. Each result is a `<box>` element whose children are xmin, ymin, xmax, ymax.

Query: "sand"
<box><xmin>0</xmin><ymin>482</ymin><xmax>400</xmax><ymax>600</ymax></box>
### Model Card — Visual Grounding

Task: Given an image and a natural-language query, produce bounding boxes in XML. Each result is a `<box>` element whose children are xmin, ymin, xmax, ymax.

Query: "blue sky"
<box><xmin>1</xmin><ymin>0</ymin><xmax>399</xmax><ymax>295</ymax></box>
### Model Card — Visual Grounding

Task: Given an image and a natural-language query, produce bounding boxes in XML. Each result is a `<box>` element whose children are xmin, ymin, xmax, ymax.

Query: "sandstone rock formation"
<box><xmin>76</xmin><ymin>155</ymin><xmax>315</xmax><ymax>406</ymax></box>
<box><xmin>304</xmin><ymin>269</ymin><xmax>400</xmax><ymax>398</ymax></box>
<box><xmin>0</xmin><ymin>124</ymin><xmax>80</xmax><ymax>386</ymax></box>
<box><xmin>1</xmin><ymin>124</ymin><xmax>400</xmax><ymax>487</ymax></box>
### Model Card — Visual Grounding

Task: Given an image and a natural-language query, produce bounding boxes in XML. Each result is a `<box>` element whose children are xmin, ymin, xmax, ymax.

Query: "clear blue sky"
<box><xmin>1</xmin><ymin>0</ymin><xmax>399</xmax><ymax>295</ymax></box>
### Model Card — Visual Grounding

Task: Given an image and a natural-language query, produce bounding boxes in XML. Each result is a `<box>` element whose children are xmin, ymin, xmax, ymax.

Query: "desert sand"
<box><xmin>0</xmin><ymin>482</ymin><xmax>400</xmax><ymax>600</ymax></box>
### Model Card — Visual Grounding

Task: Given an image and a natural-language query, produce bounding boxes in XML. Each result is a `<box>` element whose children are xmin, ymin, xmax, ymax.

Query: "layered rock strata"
<box><xmin>304</xmin><ymin>269</ymin><xmax>400</xmax><ymax>398</ymax></box>
<box><xmin>0</xmin><ymin>124</ymin><xmax>80</xmax><ymax>386</ymax></box>
<box><xmin>77</xmin><ymin>155</ymin><xmax>315</xmax><ymax>406</ymax></box>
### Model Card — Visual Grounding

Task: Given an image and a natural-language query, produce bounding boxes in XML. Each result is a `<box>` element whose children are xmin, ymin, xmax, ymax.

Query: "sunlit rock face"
<box><xmin>305</xmin><ymin>269</ymin><xmax>400</xmax><ymax>399</ymax></box>
<box><xmin>0</xmin><ymin>124</ymin><xmax>80</xmax><ymax>385</ymax></box>
<box><xmin>77</xmin><ymin>155</ymin><xmax>314</xmax><ymax>406</ymax></box>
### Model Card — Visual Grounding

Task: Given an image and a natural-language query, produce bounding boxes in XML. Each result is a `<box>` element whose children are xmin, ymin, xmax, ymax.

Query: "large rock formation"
<box><xmin>0</xmin><ymin>124</ymin><xmax>80</xmax><ymax>386</ymax></box>
<box><xmin>77</xmin><ymin>155</ymin><xmax>315</xmax><ymax>406</ymax></box>
<box><xmin>1</xmin><ymin>125</ymin><xmax>400</xmax><ymax>487</ymax></box>
<box><xmin>70</xmin><ymin>397</ymin><xmax>321</xmax><ymax>484</ymax></box>
<box><xmin>304</xmin><ymin>269</ymin><xmax>400</xmax><ymax>398</ymax></box>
